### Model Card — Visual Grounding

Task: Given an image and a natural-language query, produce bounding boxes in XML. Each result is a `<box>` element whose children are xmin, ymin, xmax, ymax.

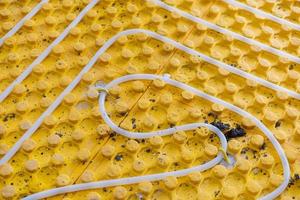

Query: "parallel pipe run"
<box><xmin>23</xmin><ymin>74</ymin><xmax>289</xmax><ymax>200</ymax></box>
<box><xmin>2</xmin><ymin>0</ymin><xmax>300</xmax><ymax>105</ymax></box>
<box><xmin>2</xmin><ymin>29</ymin><xmax>297</xmax><ymax>168</ymax></box>
<box><xmin>0</xmin><ymin>0</ymin><xmax>49</xmax><ymax>46</ymax></box>
<box><xmin>223</xmin><ymin>0</ymin><xmax>300</xmax><ymax>31</ymax></box>
<box><xmin>152</xmin><ymin>0</ymin><xmax>300</xmax><ymax>64</ymax></box>
<box><xmin>1</xmin><ymin>1</ymin><xmax>299</xmax><ymax>165</ymax></box>
<box><xmin>0</xmin><ymin>1</ymin><xmax>292</xmax><ymax>199</ymax></box>
<box><xmin>0</xmin><ymin>0</ymin><xmax>100</xmax><ymax>102</ymax></box>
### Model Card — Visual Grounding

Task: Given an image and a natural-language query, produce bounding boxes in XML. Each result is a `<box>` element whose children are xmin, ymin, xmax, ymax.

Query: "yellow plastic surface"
<box><xmin>0</xmin><ymin>0</ymin><xmax>89</xmax><ymax>91</ymax></box>
<box><xmin>239</xmin><ymin>0</ymin><xmax>300</xmax><ymax>26</ymax></box>
<box><xmin>0</xmin><ymin>0</ymin><xmax>299</xmax><ymax>199</ymax></box>
<box><xmin>0</xmin><ymin>0</ymin><xmax>40</xmax><ymax>38</ymax></box>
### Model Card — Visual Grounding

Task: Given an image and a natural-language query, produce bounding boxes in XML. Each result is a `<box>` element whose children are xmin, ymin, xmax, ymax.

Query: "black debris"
<box><xmin>208</xmin><ymin>112</ymin><xmax>218</xmax><ymax>119</ymax></box>
<box><xmin>55</xmin><ymin>132</ymin><xmax>63</xmax><ymax>137</ymax></box>
<box><xmin>3</xmin><ymin>113</ymin><xmax>16</xmax><ymax>122</ymax></box>
<box><xmin>214</xmin><ymin>190</ymin><xmax>220</xmax><ymax>197</ymax></box>
<box><xmin>169</xmin><ymin>123</ymin><xmax>175</xmax><ymax>128</ymax></box>
<box><xmin>114</xmin><ymin>154</ymin><xmax>123</xmax><ymax>161</ymax></box>
<box><xmin>226</xmin><ymin>125</ymin><xmax>246</xmax><ymax>140</ymax></box>
<box><xmin>210</xmin><ymin>120</ymin><xmax>246</xmax><ymax>140</ymax></box>
<box><xmin>275</xmin><ymin>121</ymin><xmax>281</xmax><ymax>128</ymax></box>
<box><xmin>288</xmin><ymin>174</ymin><xmax>300</xmax><ymax>187</ymax></box>
<box><xmin>259</xmin><ymin>142</ymin><xmax>266</xmax><ymax>150</ymax></box>
<box><xmin>211</xmin><ymin>121</ymin><xmax>230</xmax><ymax>131</ymax></box>
<box><xmin>131</xmin><ymin>118</ymin><xmax>136</xmax><ymax>129</ymax></box>
<box><xmin>109</xmin><ymin>132</ymin><xmax>116</xmax><ymax>138</ymax></box>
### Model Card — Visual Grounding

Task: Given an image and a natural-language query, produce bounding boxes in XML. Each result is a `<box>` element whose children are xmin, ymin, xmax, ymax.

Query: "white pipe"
<box><xmin>0</xmin><ymin>0</ymin><xmax>49</xmax><ymax>46</ymax></box>
<box><xmin>0</xmin><ymin>29</ymin><xmax>297</xmax><ymax>168</ymax></box>
<box><xmin>0</xmin><ymin>2</ymin><xmax>290</xmax><ymax>199</ymax></box>
<box><xmin>22</xmin><ymin>74</ymin><xmax>290</xmax><ymax>200</ymax></box>
<box><xmin>151</xmin><ymin>0</ymin><xmax>300</xmax><ymax>64</ymax></box>
<box><xmin>22</xmin><ymin>121</ymin><xmax>227</xmax><ymax>200</ymax></box>
<box><xmin>223</xmin><ymin>0</ymin><xmax>300</xmax><ymax>31</ymax></box>
<box><xmin>0</xmin><ymin>0</ymin><xmax>100</xmax><ymax>103</ymax></box>
<box><xmin>0</xmin><ymin>2</ymin><xmax>298</xmax><ymax>165</ymax></box>
<box><xmin>101</xmin><ymin>74</ymin><xmax>290</xmax><ymax>200</ymax></box>
<box><xmin>2</xmin><ymin>0</ymin><xmax>300</xmax><ymax>106</ymax></box>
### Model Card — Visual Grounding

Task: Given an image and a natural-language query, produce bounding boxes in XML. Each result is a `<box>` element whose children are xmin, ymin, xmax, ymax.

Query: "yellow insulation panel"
<box><xmin>0</xmin><ymin>0</ymin><xmax>299</xmax><ymax>200</ymax></box>
<box><xmin>238</xmin><ymin>0</ymin><xmax>300</xmax><ymax>26</ymax></box>
<box><xmin>0</xmin><ymin>0</ymin><xmax>40</xmax><ymax>38</ymax></box>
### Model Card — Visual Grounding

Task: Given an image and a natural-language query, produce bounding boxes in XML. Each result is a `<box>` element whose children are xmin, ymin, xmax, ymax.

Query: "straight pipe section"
<box><xmin>0</xmin><ymin>0</ymin><xmax>100</xmax><ymax>102</ymax></box>
<box><xmin>0</xmin><ymin>0</ymin><xmax>49</xmax><ymax>46</ymax></box>
<box><xmin>223</xmin><ymin>0</ymin><xmax>300</xmax><ymax>31</ymax></box>
<box><xmin>151</xmin><ymin>0</ymin><xmax>300</xmax><ymax>64</ymax></box>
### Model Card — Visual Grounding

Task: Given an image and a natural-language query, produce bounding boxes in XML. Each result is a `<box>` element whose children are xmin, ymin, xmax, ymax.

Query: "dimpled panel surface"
<box><xmin>239</xmin><ymin>0</ymin><xmax>300</xmax><ymax>26</ymax></box>
<box><xmin>0</xmin><ymin>0</ymin><xmax>40</xmax><ymax>38</ymax></box>
<box><xmin>0</xmin><ymin>0</ymin><xmax>299</xmax><ymax>200</ymax></box>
